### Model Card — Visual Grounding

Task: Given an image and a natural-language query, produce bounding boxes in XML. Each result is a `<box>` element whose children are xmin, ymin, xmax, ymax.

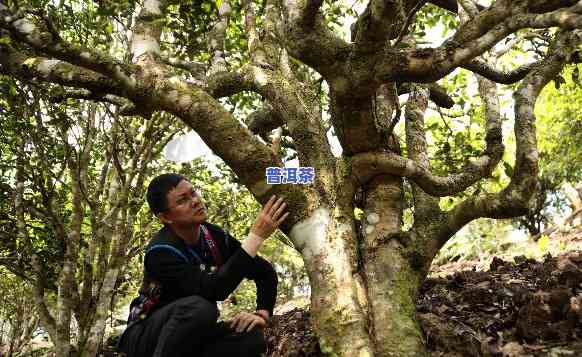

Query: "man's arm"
<box><xmin>225</xmin><ymin>234</ymin><xmax>278</xmax><ymax>317</ymax></box>
<box><xmin>146</xmin><ymin>245</ymin><xmax>256</xmax><ymax>301</ymax></box>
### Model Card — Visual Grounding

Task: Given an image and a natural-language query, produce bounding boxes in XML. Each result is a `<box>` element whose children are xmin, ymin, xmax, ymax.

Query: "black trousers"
<box><xmin>118</xmin><ymin>296</ymin><xmax>266</xmax><ymax>357</ymax></box>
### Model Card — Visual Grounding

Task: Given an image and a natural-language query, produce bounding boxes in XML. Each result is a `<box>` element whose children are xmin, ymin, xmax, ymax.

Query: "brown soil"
<box><xmin>265</xmin><ymin>251</ymin><xmax>582</xmax><ymax>357</ymax></box>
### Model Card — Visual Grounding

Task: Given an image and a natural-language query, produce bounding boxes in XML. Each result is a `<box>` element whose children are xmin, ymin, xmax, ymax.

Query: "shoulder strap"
<box><xmin>146</xmin><ymin>244</ymin><xmax>189</xmax><ymax>264</ymax></box>
<box><xmin>201</xmin><ymin>225</ymin><xmax>223</xmax><ymax>267</ymax></box>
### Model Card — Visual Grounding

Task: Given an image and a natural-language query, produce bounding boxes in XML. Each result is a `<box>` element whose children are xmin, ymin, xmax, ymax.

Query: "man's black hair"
<box><xmin>146</xmin><ymin>173</ymin><xmax>186</xmax><ymax>215</ymax></box>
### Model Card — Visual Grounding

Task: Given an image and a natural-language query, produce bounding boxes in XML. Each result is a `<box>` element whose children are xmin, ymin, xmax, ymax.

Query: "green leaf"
<box><xmin>572</xmin><ymin>66</ymin><xmax>580</xmax><ymax>86</ymax></box>
<box><xmin>8</xmin><ymin>85</ymin><xmax>18</xmax><ymax>97</ymax></box>
<box><xmin>503</xmin><ymin>162</ymin><xmax>514</xmax><ymax>178</ymax></box>
<box><xmin>537</xmin><ymin>234</ymin><xmax>550</xmax><ymax>253</ymax></box>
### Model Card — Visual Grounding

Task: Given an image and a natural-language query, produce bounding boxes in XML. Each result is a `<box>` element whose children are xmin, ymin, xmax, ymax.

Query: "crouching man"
<box><xmin>118</xmin><ymin>173</ymin><xmax>288</xmax><ymax>357</ymax></box>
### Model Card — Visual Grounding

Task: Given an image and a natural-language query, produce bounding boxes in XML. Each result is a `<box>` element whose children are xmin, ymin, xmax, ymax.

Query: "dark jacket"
<box><xmin>131</xmin><ymin>222</ymin><xmax>278</xmax><ymax>317</ymax></box>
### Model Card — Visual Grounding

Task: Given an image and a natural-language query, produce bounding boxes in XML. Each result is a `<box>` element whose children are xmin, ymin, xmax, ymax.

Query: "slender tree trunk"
<box><xmin>360</xmin><ymin>176</ymin><xmax>427</xmax><ymax>356</ymax></box>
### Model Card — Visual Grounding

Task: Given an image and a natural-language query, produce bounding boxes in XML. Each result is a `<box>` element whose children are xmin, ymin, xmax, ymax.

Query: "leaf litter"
<box><xmin>265</xmin><ymin>251</ymin><xmax>582</xmax><ymax>357</ymax></box>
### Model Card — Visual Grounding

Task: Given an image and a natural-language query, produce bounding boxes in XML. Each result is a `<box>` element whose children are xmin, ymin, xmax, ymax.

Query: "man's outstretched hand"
<box><xmin>250</xmin><ymin>195</ymin><xmax>289</xmax><ymax>240</ymax></box>
<box><xmin>229</xmin><ymin>311</ymin><xmax>267</xmax><ymax>333</ymax></box>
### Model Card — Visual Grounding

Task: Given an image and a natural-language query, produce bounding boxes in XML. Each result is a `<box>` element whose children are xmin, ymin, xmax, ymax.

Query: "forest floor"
<box><xmin>265</xmin><ymin>228</ymin><xmax>582</xmax><ymax>357</ymax></box>
<box><xmin>36</xmin><ymin>227</ymin><xmax>582</xmax><ymax>357</ymax></box>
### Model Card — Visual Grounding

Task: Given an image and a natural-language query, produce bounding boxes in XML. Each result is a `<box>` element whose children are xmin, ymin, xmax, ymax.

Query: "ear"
<box><xmin>158</xmin><ymin>212</ymin><xmax>173</xmax><ymax>225</ymax></box>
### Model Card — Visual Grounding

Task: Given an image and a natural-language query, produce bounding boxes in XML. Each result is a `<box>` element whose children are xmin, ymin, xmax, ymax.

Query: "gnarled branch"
<box><xmin>440</xmin><ymin>30</ymin><xmax>581</xmax><ymax>244</ymax></box>
<box><xmin>0</xmin><ymin>45</ymin><xmax>124</xmax><ymax>96</ymax></box>
<box><xmin>373</xmin><ymin>2</ymin><xmax>582</xmax><ymax>83</ymax></box>
<box><xmin>462</xmin><ymin>58</ymin><xmax>539</xmax><ymax>84</ymax></box>
<box><xmin>49</xmin><ymin>89</ymin><xmax>139</xmax><ymax>116</ymax></box>
<box><xmin>352</xmin><ymin>0</ymin><xmax>413</xmax><ymax>49</ymax></box>
<box><xmin>281</xmin><ymin>0</ymin><xmax>351</xmax><ymax>79</ymax></box>
<box><xmin>351</xmin><ymin>149</ymin><xmax>500</xmax><ymax>197</ymax></box>
<box><xmin>0</xmin><ymin>6</ymin><xmax>135</xmax><ymax>87</ymax></box>
<box><xmin>354</xmin><ymin>52</ymin><xmax>504</xmax><ymax>197</ymax></box>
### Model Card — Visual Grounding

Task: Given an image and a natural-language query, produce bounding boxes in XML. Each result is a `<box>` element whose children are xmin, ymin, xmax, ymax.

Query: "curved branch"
<box><xmin>204</xmin><ymin>70</ymin><xmax>254</xmax><ymax>98</ymax></box>
<box><xmin>150</xmin><ymin>69</ymin><xmax>281</xmax><ymax>188</ymax></box>
<box><xmin>281</xmin><ymin>0</ymin><xmax>351</xmax><ymax>79</ymax></box>
<box><xmin>374</xmin><ymin>2</ymin><xmax>512</xmax><ymax>82</ymax></box>
<box><xmin>440</xmin><ymin>30</ymin><xmax>580</xmax><ymax>244</ymax></box>
<box><xmin>354</xmin><ymin>45</ymin><xmax>504</xmax><ymax>196</ymax></box>
<box><xmin>0</xmin><ymin>45</ymin><xmax>125</xmax><ymax>96</ymax></box>
<box><xmin>373</xmin><ymin>2</ymin><xmax>582</xmax><ymax>83</ymax></box>
<box><xmin>0</xmin><ymin>6</ymin><xmax>135</xmax><ymax>87</ymax></box>
<box><xmin>354</xmin><ymin>53</ymin><xmax>503</xmax><ymax>196</ymax></box>
<box><xmin>462</xmin><ymin>59</ymin><xmax>538</xmax><ymax>84</ymax></box>
<box><xmin>351</xmin><ymin>150</ymin><xmax>499</xmax><ymax>197</ymax></box>
<box><xmin>49</xmin><ymin>89</ymin><xmax>139</xmax><ymax>115</ymax></box>
<box><xmin>352</xmin><ymin>0</ymin><xmax>417</xmax><ymax>49</ymax></box>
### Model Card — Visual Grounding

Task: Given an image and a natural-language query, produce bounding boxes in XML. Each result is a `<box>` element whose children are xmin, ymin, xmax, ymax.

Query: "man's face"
<box><xmin>159</xmin><ymin>179</ymin><xmax>207</xmax><ymax>226</ymax></box>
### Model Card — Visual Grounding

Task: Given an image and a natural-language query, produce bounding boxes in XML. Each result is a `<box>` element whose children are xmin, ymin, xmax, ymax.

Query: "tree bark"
<box><xmin>290</xmin><ymin>206</ymin><xmax>375</xmax><ymax>356</ymax></box>
<box><xmin>361</xmin><ymin>176</ymin><xmax>427</xmax><ymax>357</ymax></box>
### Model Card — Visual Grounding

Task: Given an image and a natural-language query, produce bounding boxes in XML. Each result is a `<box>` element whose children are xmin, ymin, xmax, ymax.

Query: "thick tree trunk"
<box><xmin>292</xmin><ymin>199</ymin><xmax>429</xmax><ymax>357</ymax></box>
<box><xmin>291</xmin><ymin>207</ymin><xmax>375</xmax><ymax>356</ymax></box>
